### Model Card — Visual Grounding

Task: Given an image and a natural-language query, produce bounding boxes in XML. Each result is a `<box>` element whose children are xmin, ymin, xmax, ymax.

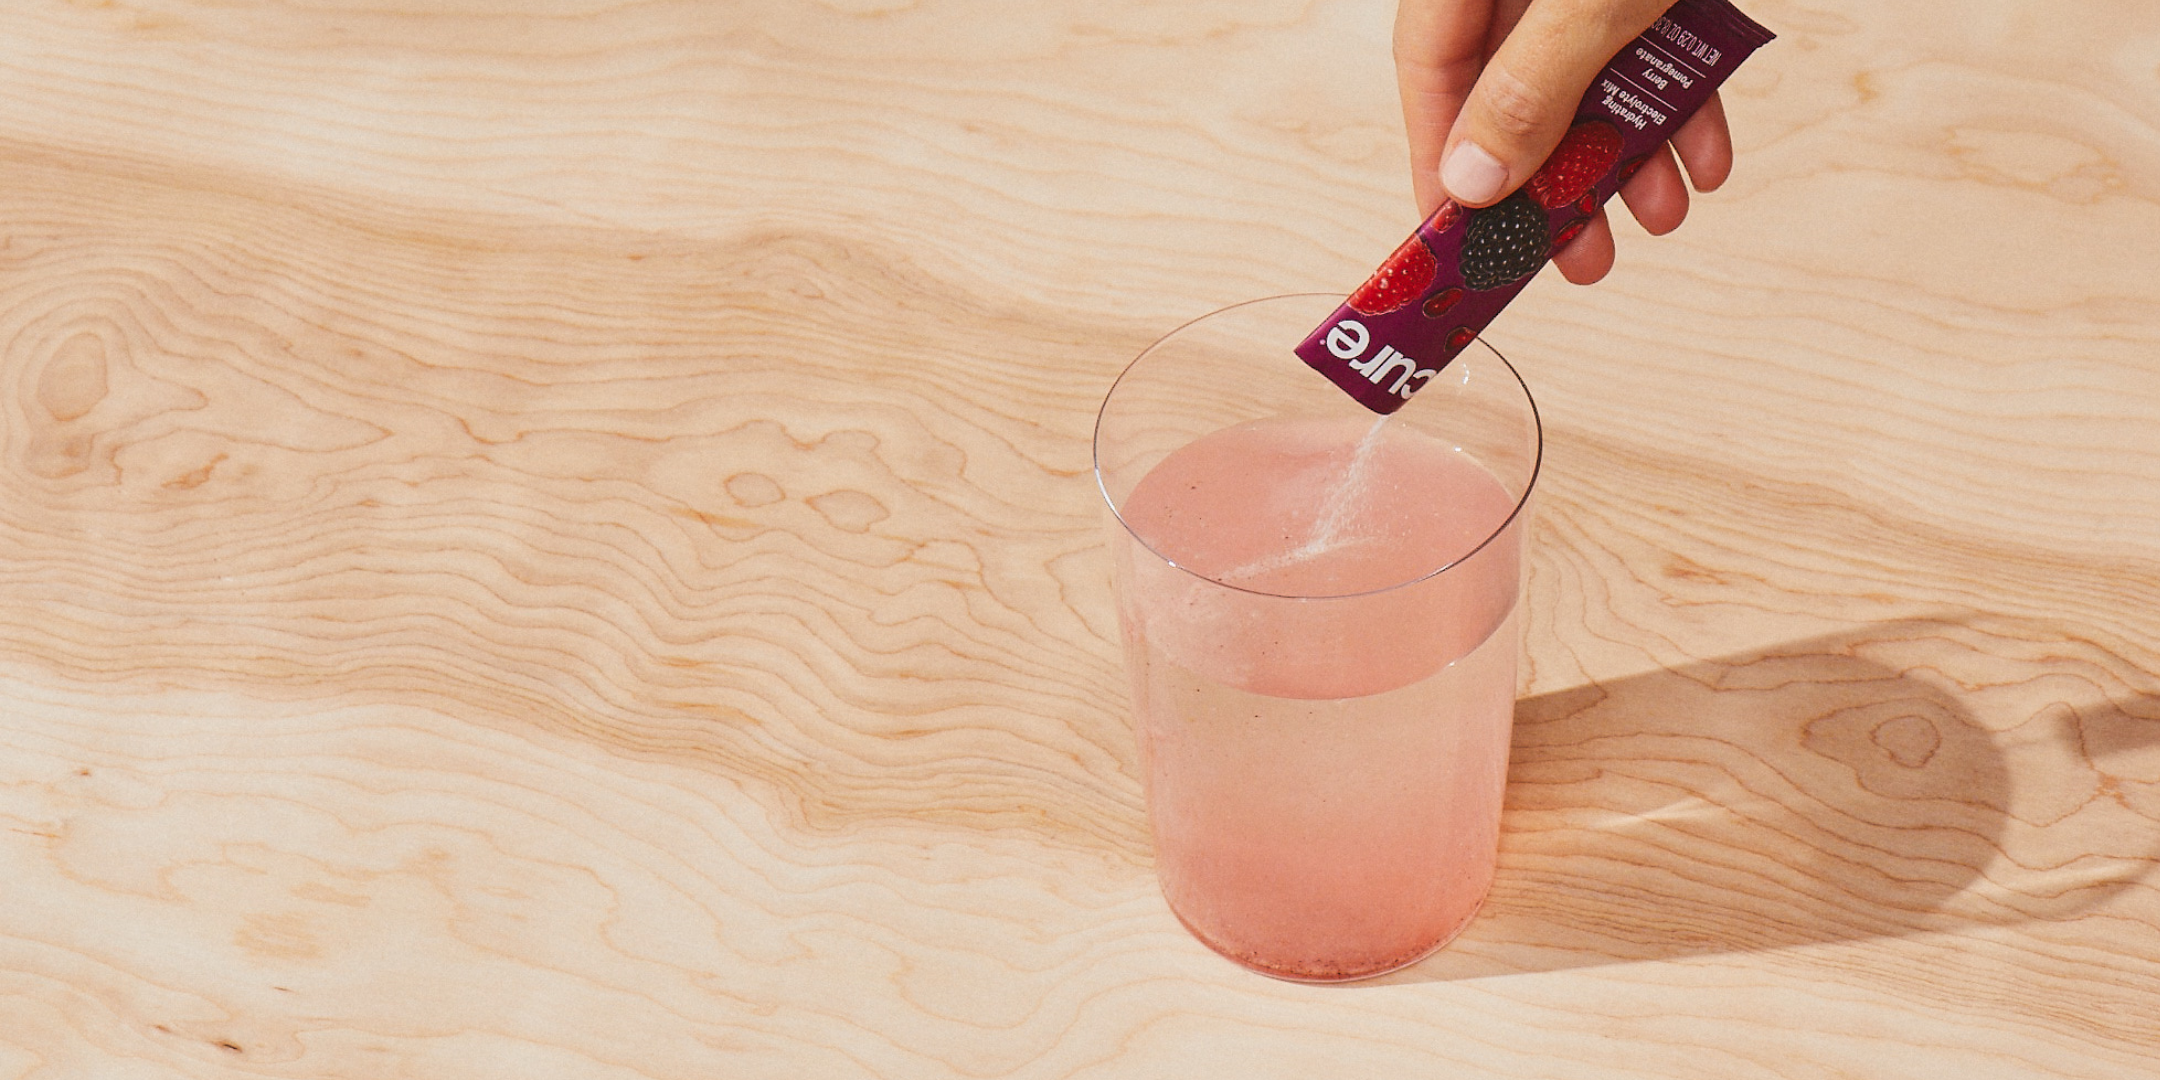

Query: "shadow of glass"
<box><xmin>1375</xmin><ymin>614</ymin><xmax>2160</xmax><ymax>983</ymax></box>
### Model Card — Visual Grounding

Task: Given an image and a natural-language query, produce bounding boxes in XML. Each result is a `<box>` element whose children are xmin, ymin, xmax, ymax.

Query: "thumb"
<box><xmin>1438</xmin><ymin>0</ymin><xmax>1669</xmax><ymax>207</ymax></box>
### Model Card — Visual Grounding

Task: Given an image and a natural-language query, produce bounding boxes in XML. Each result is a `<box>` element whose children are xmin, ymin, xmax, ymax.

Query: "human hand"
<box><xmin>1395</xmin><ymin>0</ymin><xmax>1735</xmax><ymax>284</ymax></box>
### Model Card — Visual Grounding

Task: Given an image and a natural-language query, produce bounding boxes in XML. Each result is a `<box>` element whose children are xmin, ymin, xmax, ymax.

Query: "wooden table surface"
<box><xmin>3</xmin><ymin>1</ymin><xmax>2157</xmax><ymax>1075</ymax></box>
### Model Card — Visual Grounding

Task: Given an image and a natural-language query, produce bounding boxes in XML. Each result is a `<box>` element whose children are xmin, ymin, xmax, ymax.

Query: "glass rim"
<box><xmin>1092</xmin><ymin>292</ymin><xmax>1542</xmax><ymax>602</ymax></box>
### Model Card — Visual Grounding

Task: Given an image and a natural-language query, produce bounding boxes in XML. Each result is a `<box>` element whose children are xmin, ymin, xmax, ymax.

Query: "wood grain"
<box><xmin>1</xmin><ymin>0</ymin><xmax>2157</xmax><ymax>1075</ymax></box>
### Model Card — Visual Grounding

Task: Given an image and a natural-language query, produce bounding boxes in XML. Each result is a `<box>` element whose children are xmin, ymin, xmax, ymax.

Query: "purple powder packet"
<box><xmin>1297</xmin><ymin>0</ymin><xmax>1775</xmax><ymax>414</ymax></box>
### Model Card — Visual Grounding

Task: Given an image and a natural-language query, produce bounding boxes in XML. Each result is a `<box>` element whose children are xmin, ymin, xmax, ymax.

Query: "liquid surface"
<box><xmin>1122</xmin><ymin>415</ymin><xmax>1518</xmax><ymax>603</ymax></box>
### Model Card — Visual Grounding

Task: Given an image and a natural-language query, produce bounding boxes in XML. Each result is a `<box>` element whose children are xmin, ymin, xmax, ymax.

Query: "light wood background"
<box><xmin>2</xmin><ymin>0</ymin><xmax>2157</xmax><ymax>1075</ymax></box>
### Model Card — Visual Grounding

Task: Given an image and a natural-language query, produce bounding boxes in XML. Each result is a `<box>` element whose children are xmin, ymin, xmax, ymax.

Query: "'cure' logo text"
<box><xmin>1323</xmin><ymin>319</ymin><xmax>1436</xmax><ymax>400</ymax></box>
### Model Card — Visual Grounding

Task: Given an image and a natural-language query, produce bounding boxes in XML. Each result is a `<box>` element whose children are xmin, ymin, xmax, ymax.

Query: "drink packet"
<box><xmin>1297</xmin><ymin>0</ymin><xmax>1775</xmax><ymax>413</ymax></box>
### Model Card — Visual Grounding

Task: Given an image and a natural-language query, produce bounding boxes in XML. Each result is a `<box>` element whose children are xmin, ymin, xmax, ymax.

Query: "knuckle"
<box><xmin>1476</xmin><ymin>67</ymin><xmax>1550</xmax><ymax>142</ymax></box>
<box><xmin>1390</xmin><ymin>34</ymin><xmax>1423</xmax><ymax>69</ymax></box>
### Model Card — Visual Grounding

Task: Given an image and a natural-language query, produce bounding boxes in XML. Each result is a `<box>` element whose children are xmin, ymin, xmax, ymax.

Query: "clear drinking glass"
<box><xmin>1094</xmin><ymin>293</ymin><xmax>1541</xmax><ymax>982</ymax></box>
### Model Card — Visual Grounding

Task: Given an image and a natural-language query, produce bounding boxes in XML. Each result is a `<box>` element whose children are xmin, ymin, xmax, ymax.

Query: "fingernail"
<box><xmin>1440</xmin><ymin>142</ymin><xmax>1508</xmax><ymax>205</ymax></box>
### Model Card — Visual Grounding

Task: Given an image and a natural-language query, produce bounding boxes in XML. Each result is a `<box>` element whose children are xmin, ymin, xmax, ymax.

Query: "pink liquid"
<box><xmin>1114</xmin><ymin>416</ymin><xmax>1524</xmax><ymax>981</ymax></box>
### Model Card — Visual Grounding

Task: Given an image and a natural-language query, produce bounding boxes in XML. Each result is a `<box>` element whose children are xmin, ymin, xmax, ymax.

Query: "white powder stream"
<box><xmin>1217</xmin><ymin>414</ymin><xmax>1391</xmax><ymax>586</ymax></box>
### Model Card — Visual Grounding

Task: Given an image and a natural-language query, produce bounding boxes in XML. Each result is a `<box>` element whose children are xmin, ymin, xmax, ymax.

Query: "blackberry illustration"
<box><xmin>1459</xmin><ymin>193</ymin><xmax>1550</xmax><ymax>291</ymax></box>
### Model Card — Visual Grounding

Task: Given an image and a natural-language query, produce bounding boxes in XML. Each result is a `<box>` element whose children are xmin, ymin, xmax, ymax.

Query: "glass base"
<box><xmin>1166</xmin><ymin>882</ymin><xmax>1494</xmax><ymax>984</ymax></box>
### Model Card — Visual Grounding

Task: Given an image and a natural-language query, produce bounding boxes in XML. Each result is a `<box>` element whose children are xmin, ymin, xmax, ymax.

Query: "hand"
<box><xmin>1395</xmin><ymin>0</ymin><xmax>1735</xmax><ymax>284</ymax></box>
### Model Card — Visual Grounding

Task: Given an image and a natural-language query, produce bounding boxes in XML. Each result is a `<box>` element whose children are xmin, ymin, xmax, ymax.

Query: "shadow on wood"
<box><xmin>1377</xmin><ymin>613</ymin><xmax>2160</xmax><ymax>982</ymax></box>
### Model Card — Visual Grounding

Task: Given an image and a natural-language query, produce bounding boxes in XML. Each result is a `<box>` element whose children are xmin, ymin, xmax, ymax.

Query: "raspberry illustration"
<box><xmin>1575</xmin><ymin>191</ymin><xmax>1598</xmax><ymax>216</ymax></box>
<box><xmin>1421</xmin><ymin>286</ymin><xmax>1464</xmax><ymax>319</ymax></box>
<box><xmin>1525</xmin><ymin>120</ymin><xmax>1623</xmax><ymax>210</ymax></box>
<box><xmin>1616</xmin><ymin>154</ymin><xmax>1650</xmax><ymax>185</ymax></box>
<box><xmin>1348</xmin><ymin>234</ymin><xmax>1439</xmax><ymax>315</ymax></box>
<box><xmin>1445</xmin><ymin>326</ymin><xmax>1476</xmax><ymax>353</ymax></box>
<box><xmin>1427</xmin><ymin>199</ymin><xmax>1462</xmax><ymax>233</ymax></box>
<box><xmin>1459</xmin><ymin>194</ymin><xmax>1549</xmax><ymax>291</ymax></box>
